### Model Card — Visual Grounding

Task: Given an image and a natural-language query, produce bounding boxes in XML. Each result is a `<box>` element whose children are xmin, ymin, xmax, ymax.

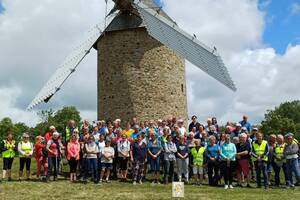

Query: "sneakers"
<box><xmin>133</xmin><ymin>181</ymin><xmax>137</xmax><ymax>185</ymax></box>
<box><xmin>229</xmin><ymin>185</ymin><xmax>234</xmax><ymax>189</ymax></box>
<box><xmin>139</xmin><ymin>180</ymin><xmax>143</xmax><ymax>185</ymax></box>
<box><xmin>224</xmin><ymin>185</ymin><xmax>229</xmax><ymax>190</ymax></box>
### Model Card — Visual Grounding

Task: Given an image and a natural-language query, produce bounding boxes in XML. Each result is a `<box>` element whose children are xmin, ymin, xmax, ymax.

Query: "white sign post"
<box><xmin>172</xmin><ymin>182</ymin><xmax>184</xmax><ymax>198</ymax></box>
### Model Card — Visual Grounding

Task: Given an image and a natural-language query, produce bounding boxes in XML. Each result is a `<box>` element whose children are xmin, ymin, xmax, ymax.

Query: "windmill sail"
<box><xmin>134</xmin><ymin>1</ymin><xmax>237</xmax><ymax>91</ymax></box>
<box><xmin>27</xmin><ymin>16</ymin><xmax>115</xmax><ymax>110</ymax></box>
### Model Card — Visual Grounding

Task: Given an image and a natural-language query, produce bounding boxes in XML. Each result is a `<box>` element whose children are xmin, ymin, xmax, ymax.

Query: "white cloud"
<box><xmin>0</xmin><ymin>86</ymin><xmax>39</xmax><ymax>126</ymax></box>
<box><xmin>290</xmin><ymin>2</ymin><xmax>300</xmax><ymax>15</ymax></box>
<box><xmin>0</xmin><ymin>0</ymin><xmax>300</xmax><ymax>127</ymax></box>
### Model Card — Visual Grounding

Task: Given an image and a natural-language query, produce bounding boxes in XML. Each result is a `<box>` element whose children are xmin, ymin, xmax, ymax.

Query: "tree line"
<box><xmin>1</xmin><ymin>101</ymin><xmax>300</xmax><ymax>141</ymax></box>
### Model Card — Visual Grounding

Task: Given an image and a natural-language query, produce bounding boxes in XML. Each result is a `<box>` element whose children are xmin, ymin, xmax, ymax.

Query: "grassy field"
<box><xmin>0</xmin><ymin>159</ymin><xmax>299</xmax><ymax>200</ymax></box>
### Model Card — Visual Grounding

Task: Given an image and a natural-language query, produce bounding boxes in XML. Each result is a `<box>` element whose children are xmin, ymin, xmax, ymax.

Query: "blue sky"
<box><xmin>259</xmin><ymin>0</ymin><xmax>300</xmax><ymax>54</ymax></box>
<box><xmin>0</xmin><ymin>0</ymin><xmax>5</xmax><ymax>13</ymax></box>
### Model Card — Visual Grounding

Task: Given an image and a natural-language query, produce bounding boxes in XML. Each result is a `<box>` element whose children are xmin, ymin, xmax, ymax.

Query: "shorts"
<box><xmin>119</xmin><ymin>157</ymin><xmax>128</xmax><ymax>170</ymax></box>
<box><xmin>101</xmin><ymin>163</ymin><xmax>113</xmax><ymax>170</ymax></box>
<box><xmin>237</xmin><ymin>159</ymin><xmax>250</xmax><ymax>176</ymax></box>
<box><xmin>193</xmin><ymin>165</ymin><xmax>203</xmax><ymax>175</ymax></box>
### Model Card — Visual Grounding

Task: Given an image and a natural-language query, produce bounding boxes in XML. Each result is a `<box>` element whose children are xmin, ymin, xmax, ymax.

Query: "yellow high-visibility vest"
<box><xmin>191</xmin><ymin>147</ymin><xmax>205</xmax><ymax>165</ymax></box>
<box><xmin>274</xmin><ymin>143</ymin><xmax>286</xmax><ymax>164</ymax></box>
<box><xmin>252</xmin><ymin>140</ymin><xmax>268</xmax><ymax>162</ymax></box>
<box><xmin>19</xmin><ymin>141</ymin><xmax>33</xmax><ymax>158</ymax></box>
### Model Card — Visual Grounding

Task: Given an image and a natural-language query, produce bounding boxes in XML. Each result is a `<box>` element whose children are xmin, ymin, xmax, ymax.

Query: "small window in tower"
<box><xmin>181</xmin><ymin>84</ymin><xmax>184</xmax><ymax>93</ymax></box>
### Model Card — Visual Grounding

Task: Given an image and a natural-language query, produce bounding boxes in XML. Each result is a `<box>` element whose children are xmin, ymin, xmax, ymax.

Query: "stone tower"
<box><xmin>96</xmin><ymin>0</ymin><xmax>187</xmax><ymax>122</ymax></box>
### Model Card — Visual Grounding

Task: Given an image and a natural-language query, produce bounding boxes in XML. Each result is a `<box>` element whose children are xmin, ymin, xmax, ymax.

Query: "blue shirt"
<box><xmin>147</xmin><ymin>140</ymin><xmax>162</xmax><ymax>155</ymax></box>
<box><xmin>206</xmin><ymin>144</ymin><xmax>219</xmax><ymax>159</ymax></box>
<box><xmin>220</xmin><ymin>143</ymin><xmax>237</xmax><ymax>161</ymax></box>
<box><xmin>240</xmin><ymin>120</ymin><xmax>251</xmax><ymax>132</ymax></box>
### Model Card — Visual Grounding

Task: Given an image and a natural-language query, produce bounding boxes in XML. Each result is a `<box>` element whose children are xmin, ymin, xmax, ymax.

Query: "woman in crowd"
<box><xmin>176</xmin><ymin>136</ymin><xmax>189</xmax><ymax>183</ymax></box>
<box><xmin>163</xmin><ymin>135</ymin><xmax>177</xmax><ymax>184</ymax></box>
<box><xmin>273</xmin><ymin>134</ymin><xmax>287</xmax><ymax>187</ymax></box>
<box><xmin>191</xmin><ymin>140</ymin><xmax>205</xmax><ymax>185</ymax></box>
<box><xmin>147</xmin><ymin>134</ymin><xmax>162</xmax><ymax>184</ymax></box>
<box><xmin>131</xmin><ymin>134</ymin><xmax>147</xmax><ymax>185</ymax></box>
<box><xmin>46</xmin><ymin>131</ymin><xmax>64</xmax><ymax>181</ymax></box>
<box><xmin>220</xmin><ymin>134</ymin><xmax>237</xmax><ymax>189</ymax></box>
<box><xmin>85</xmin><ymin>135</ymin><xmax>99</xmax><ymax>183</ymax></box>
<box><xmin>67</xmin><ymin>134</ymin><xmax>80</xmax><ymax>182</ymax></box>
<box><xmin>34</xmin><ymin>136</ymin><xmax>48</xmax><ymax>180</ymax></box>
<box><xmin>18</xmin><ymin>133</ymin><xmax>33</xmax><ymax>181</ymax></box>
<box><xmin>100</xmin><ymin>140</ymin><xmax>114</xmax><ymax>183</ymax></box>
<box><xmin>205</xmin><ymin>135</ymin><xmax>220</xmax><ymax>186</ymax></box>
<box><xmin>1</xmin><ymin>132</ymin><xmax>15</xmax><ymax>181</ymax></box>
<box><xmin>117</xmin><ymin>134</ymin><xmax>131</xmax><ymax>181</ymax></box>
<box><xmin>236</xmin><ymin>133</ymin><xmax>251</xmax><ymax>187</ymax></box>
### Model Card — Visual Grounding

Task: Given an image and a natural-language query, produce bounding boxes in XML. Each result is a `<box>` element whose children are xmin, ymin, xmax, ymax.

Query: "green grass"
<box><xmin>0</xmin><ymin>159</ymin><xmax>299</xmax><ymax>200</ymax></box>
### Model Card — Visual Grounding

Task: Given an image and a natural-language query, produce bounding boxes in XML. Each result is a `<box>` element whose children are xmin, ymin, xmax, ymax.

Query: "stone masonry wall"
<box><xmin>97</xmin><ymin>27</ymin><xmax>187</xmax><ymax>123</ymax></box>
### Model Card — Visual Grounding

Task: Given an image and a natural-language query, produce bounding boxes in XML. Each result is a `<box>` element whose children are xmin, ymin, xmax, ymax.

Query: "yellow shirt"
<box><xmin>123</xmin><ymin>129</ymin><xmax>134</xmax><ymax>138</ymax></box>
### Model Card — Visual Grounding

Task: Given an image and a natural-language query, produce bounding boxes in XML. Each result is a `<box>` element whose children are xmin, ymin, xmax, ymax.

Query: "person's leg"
<box><xmin>138</xmin><ymin>161</ymin><xmax>145</xmax><ymax>183</ymax></box>
<box><xmin>183</xmin><ymin>158</ymin><xmax>189</xmax><ymax>182</ymax></box>
<box><xmin>291</xmin><ymin>158</ymin><xmax>300</xmax><ymax>183</ymax></box>
<box><xmin>164</xmin><ymin>160</ymin><xmax>170</xmax><ymax>184</ymax></box>
<box><xmin>207</xmin><ymin>162</ymin><xmax>213</xmax><ymax>186</ymax></box>
<box><xmin>170</xmin><ymin>161</ymin><xmax>174</xmax><ymax>182</ymax></box>
<box><xmin>53</xmin><ymin>157</ymin><xmax>58</xmax><ymax>180</ymax></box>
<box><xmin>199</xmin><ymin>167</ymin><xmax>204</xmax><ymax>184</ymax></box>
<box><xmin>221</xmin><ymin>161</ymin><xmax>228</xmax><ymax>186</ymax></box>
<box><xmin>156</xmin><ymin>158</ymin><xmax>161</xmax><ymax>183</ymax></box>
<box><xmin>255</xmin><ymin>162</ymin><xmax>261</xmax><ymax>187</ymax></box>
<box><xmin>36</xmin><ymin>158</ymin><xmax>41</xmax><ymax>178</ymax></box>
<box><xmin>100</xmin><ymin>167</ymin><xmax>105</xmax><ymax>182</ymax></box>
<box><xmin>262</xmin><ymin>162</ymin><xmax>268</xmax><ymax>188</ymax></box>
<box><xmin>282</xmin><ymin>163</ymin><xmax>288</xmax><ymax>186</ymax></box>
<box><xmin>3</xmin><ymin>158</ymin><xmax>8</xmax><ymax>179</ymax></box>
<box><xmin>273</xmin><ymin>163</ymin><xmax>280</xmax><ymax>186</ymax></box>
<box><xmin>19</xmin><ymin>158</ymin><xmax>25</xmax><ymax>180</ymax></box>
<box><xmin>26</xmin><ymin>158</ymin><xmax>31</xmax><ymax>180</ymax></box>
<box><xmin>229</xmin><ymin>162</ymin><xmax>235</xmax><ymax>186</ymax></box>
<box><xmin>93</xmin><ymin>159</ymin><xmax>98</xmax><ymax>183</ymax></box>
<box><xmin>177</xmin><ymin>158</ymin><xmax>182</xmax><ymax>182</ymax></box>
<box><xmin>7</xmin><ymin>158</ymin><xmax>13</xmax><ymax>180</ymax></box>
<box><xmin>47</xmin><ymin>157</ymin><xmax>53</xmax><ymax>180</ymax></box>
<box><xmin>213</xmin><ymin>161</ymin><xmax>220</xmax><ymax>186</ymax></box>
<box><xmin>285</xmin><ymin>160</ymin><xmax>293</xmax><ymax>186</ymax></box>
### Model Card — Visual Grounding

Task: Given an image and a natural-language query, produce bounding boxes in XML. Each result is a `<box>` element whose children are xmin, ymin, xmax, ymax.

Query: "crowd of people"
<box><xmin>1</xmin><ymin>115</ymin><xmax>300</xmax><ymax>190</ymax></box>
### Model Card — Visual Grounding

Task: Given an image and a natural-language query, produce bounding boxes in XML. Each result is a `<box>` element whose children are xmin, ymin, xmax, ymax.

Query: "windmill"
<box><xmin>27</xmin><ymin>0</ymin><xmax>237</xmax><ymax>123</ymax></box>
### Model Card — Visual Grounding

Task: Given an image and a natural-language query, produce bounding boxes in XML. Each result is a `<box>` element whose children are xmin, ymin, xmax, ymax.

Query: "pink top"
<box><xmin>67</xmin><ymin>141</ymin><xmax>80</xmax><ymax>160</ymax></box>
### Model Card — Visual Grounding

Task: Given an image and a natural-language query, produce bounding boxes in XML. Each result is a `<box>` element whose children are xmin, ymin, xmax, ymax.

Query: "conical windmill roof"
<box><xmin>104</xmin><ymin>0</ymin><xmax>174</xmax><ymax>33</ymax></box>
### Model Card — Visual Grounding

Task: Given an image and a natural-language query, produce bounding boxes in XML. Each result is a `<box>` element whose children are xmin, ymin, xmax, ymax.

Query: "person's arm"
<box><xmin>262</xmin><ymin>143</ymin><xmax>269</xmax><ymax>157</ymax></box>
<box><xmin>284</xmin><ymin>144</ymin><xmax>299</xmax><ymax>155</ymax></box>
<box><xmin>130</xmin><ymin>144</ymin><xmax>134</xmax><ymax>161</ymax></box>
<box><xmin>251</xmin><ymin>143</ymin><xmax>258</xmax><ymax>158</ymax></box>
<box><xmin>231</xmin><ymin>144</ymin><xmax>237</xmax><ymax>160</ymax></box>
<box><xmin>220</xmin><ymin>145</ymin><xmax>227</xmax><ymax>160</ymax></box>
<box><xmin>18</xmin><ymin>142</ymin><xmax>26</xmax><ymax>156</ymax></box>
<box><xmin>29</xmin><ymin>142</ymin><xmax>34</xmax><ymax>156</ymax></box>
<box><xmin>111</xmin><ymin>147</ymin><xmax>115</xmax><ymax>158</ymax></box>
